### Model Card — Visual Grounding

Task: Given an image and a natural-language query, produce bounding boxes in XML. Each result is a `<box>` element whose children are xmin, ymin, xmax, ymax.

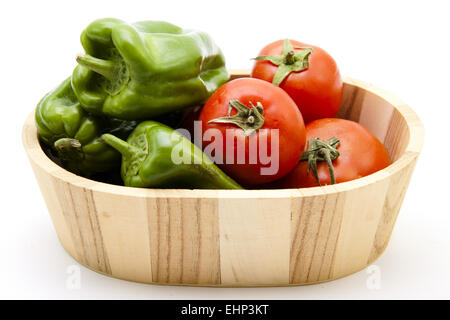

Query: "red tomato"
<box><xmin>198</xmin><ymin>77</ymin><xmax>306</xmax><ymax>186</ymax></box>
<box><xmin>277</xmin><ymin>118</ymin><xmax>391</xmax><ymax>188</ymax></box>
<box><xmin>251</xmin><ymin>39</ymin><xmax>343</xmax><ymax>124</ymax></box>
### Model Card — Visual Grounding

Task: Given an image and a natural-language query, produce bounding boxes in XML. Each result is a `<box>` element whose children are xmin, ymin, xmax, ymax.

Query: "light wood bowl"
<box><xmin>23</xmin><ymin>71</ymin><xmax>424</xmax><ymax>286</ymax></box>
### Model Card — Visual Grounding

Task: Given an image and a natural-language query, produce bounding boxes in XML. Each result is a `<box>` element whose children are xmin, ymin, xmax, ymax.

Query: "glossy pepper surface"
<box><xmin>72</xmin><ymin>18</ymin><xmax>229</xmax><ymax>120</ymax></box>
<box><xmin>35</xmin><ymin>77</ymin><xmax>136</xmax><ymax>176</ymax></box>
<box><xmin>101</xmin><ymin>121</ymin><xmax>242</xmax><ymax>189</ymax></box>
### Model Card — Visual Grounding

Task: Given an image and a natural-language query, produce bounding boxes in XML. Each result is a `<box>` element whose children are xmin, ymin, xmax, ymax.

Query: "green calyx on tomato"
<box><xmin>301</xmin><ymin>137</ymin><xmax>340</xmax><ymax>186</ymax></box>
<box><xmin>208</xmin><ymin>99</ymin><xmax>265</xmax><ymax>136</ymax></box>
<box><xmin>253</xmin><ymin>39</ymin><xmax>313</xmax><ymax>86</ymax></box>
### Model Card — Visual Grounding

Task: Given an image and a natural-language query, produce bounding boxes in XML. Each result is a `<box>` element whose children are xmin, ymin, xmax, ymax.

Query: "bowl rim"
<box><xmin>23</xmin><ymin>72</ymin><xmax>424</xmax><ymax>199</ymax></box>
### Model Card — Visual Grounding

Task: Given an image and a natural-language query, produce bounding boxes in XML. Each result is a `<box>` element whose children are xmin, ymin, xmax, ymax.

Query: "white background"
<box><xmin>1</xmin><ymin>0</ymin><xmax>449</xmax><ymax>299</ymax></box>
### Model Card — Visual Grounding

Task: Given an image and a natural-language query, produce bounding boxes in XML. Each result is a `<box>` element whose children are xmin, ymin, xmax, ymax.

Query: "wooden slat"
<box><xmin>330</xmin><ymin>178</ymin><xmax>390</xmax><ymax>279</ymax></box>
<box><xmin>218</xmin><ymin>198</ymin><xmax>290</xmax><ymax>285</ymax></box>
<box><xmin>52</xmin><ymin>179</ymin><xmax>111</xmax><ymax>274</ymax></box>
<box><xmin>290</xmin><ymin>192</ymin><xmax>345</xmax><ymax>283</ymax></box>
<box><xmin>93</xmin><ymin>192</ymin><xmax>152</xmax><ymax>283</ymax></box>
<box><xmin>148</xmin><ymin>197</ymin><xmax>221</xmax><ymax>285</ymax></box>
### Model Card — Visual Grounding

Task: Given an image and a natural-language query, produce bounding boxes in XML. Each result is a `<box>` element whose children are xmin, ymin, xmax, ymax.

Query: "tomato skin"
<box><xmin>198</xmin><ymin>78</ymin><xmax>306</xmax><ymax>186</ymax></box>
<box><xmin>251</xmin><ymin>40</ymin><xmax>343</xmax><ymax>124</ymax></box>
<box><xmin>277</xmin><ymin>118</ymin><xmax>391</xmax><ymax>188</ymax></box>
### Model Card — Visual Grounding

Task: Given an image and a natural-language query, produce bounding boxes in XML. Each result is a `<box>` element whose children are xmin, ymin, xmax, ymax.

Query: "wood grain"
<box><xmin>218</xmin><ymin>197</ymin><xmax>290</xmax><ymax>285</ymax></box>
<box><xmin>290</xmin><ymin>191</ymin><xmax>345</xmax><ymax>283</ymax></box>
<box><xmin>93</xmin><ymin>192</ymin><xmax>151</xmax><ymax>283</ymax></box>
<box><xmin>50</xmin><ymin>179</ymin><xmax>112</xmax><ymax>274</ymax></box>
<box><xmin>22</xmin><ymin>73</ymin><xmax>424</xmax><ymax>286</ymax></box>
<box><xmin>147</xmin><ymin>197</ymin><xmax>220</xmax><ymax>285</ymax></box>
<box><xmin>330</xmin><ymin>178</ymin><xmax>390</xmax><ymax>279</ymax></box>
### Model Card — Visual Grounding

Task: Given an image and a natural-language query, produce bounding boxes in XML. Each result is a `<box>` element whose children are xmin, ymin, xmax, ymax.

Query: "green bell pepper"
<box><xmin>35</xmin><ymin>77</ymin><xmax>136</xmax><ymax>176</ymax></box>
<box><xmin>72</xmin><ymin>18</ymin><xmax>229</xmax><ymax>120</ymax></box>
<box><xmin>101</xmin><ymin>121</ymin><xmax>242</xmax><ymax>189</ymax></box>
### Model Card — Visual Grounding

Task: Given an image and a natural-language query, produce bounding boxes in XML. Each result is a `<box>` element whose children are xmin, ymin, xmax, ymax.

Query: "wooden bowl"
<box><xmin>23</xmin><ymin>71</ymin><xmax>424</xmax><ymax>286</ymax></box>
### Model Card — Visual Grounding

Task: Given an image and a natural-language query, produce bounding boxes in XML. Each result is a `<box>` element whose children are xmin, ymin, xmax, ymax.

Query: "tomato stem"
<box><xmin>252</xmin><ymin>39</ymin><xmax>313</xmax><ymax>86</ymax></box>
<box><xmin>207</xmin><ymin>100</ymin><xmax>265</xmax><ymax>136</ymax></box>
<box><xmin>301</xmin><ymin>137</ymin><xmax>340</xmax><ymax>185</ymax></box>
<box><xmin>285</xmin><ymin>51</ymin><xmax>296</xmax><ymax>65</ymax></box>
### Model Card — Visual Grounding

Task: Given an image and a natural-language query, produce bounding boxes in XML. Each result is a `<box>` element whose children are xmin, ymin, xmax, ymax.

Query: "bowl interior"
<box><xmin>337</xmin><ymin>82</ymin><xmax>409</xmax><ymax>162</ymax></box>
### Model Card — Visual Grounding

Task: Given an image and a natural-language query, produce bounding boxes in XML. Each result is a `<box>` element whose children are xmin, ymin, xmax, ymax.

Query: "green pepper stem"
<box><xmin>54</xmin><ymin>138</ymin><xmax>83</xmax><ymax>161</ymax></box>
<box><xmin>54</xmin><ymin>138</ymin><xmax>81</xmax><ymax>150</ymax></box>
<box><xmin>101</xmin><ymin>134</ymin><xmax>138</xmax><ymax>158</ymax></box>
<box><xmin>76</xmin><ymin>54</ymin><xmax>116</xmax><ymax>80</ymax></box>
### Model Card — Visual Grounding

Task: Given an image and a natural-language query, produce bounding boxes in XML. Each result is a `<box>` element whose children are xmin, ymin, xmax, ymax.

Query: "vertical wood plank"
<box><xmin>368</xmin><ymin>156</ymin><xmax>418</xmax><ymax>262</ymax></box>
<box><xmin>337</xmin><ymin>83</ymin><xmax>365</xmax><ymax>121</ymax></box>
<box><xmin>290</xmin><ymin>192</ymin><xmax>346</xmax><ymax>283</ymax></box>
<box><xmin>148</xmin><ymin>198</ymin><xmax>220</xmax><ymax>285</ymax></box>
<box><xmin>29</xmin><ymin>161</ymin><xmax>77</xmax><ymax>259</ymax></box>
<box><xmin>358</xmin><ymin>93</ymin><xmax>394</xmax><ymax>144</ymax></box>
<box><xmin>52</xmin><ymin>180</ymin><xmax>111</xmax><ymax>274</ymax></box>
<box><xmin>383</xmin><ymin>108</ymin><xmax>410</xmax><ymax>161</ymax></box>
<box><xmin>218</xmin><ymin>198</ymin><xmax>290</xmax><ymax>285</ymax></box>
<box><xmin>331</xmin><ymin>179</ymin><xmax>390</xmax><ymax>278</ymax></box>
<box><xmin>92</xmin><ymin>192</ymin><xmax>152</xmax><ymax>283</ymax></box>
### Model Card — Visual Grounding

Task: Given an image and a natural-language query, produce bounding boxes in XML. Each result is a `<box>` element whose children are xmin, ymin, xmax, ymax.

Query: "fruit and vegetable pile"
<box><xmin>35</xmin><ymin>18</ymin><xmax>391</xmax><ymax>190</ymax></box>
